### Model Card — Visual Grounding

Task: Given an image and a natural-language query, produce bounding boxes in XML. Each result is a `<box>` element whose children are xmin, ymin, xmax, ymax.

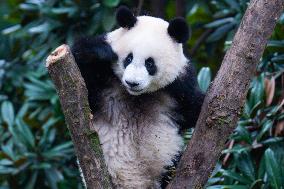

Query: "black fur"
<box><xmin>71</xmin><ymin>35</ymin><xmax>118</xmax><ymax>113</ymax></box>
<box><xmin>116</xmin><ymin>6</ymin><xmax>137</xmax><ymax>29</ymax></box>
<box><xmin>123</xmin><ymin>53</ymin><xmax>133</xmax><ymax>68</ymax></box>
<box><xmin>165</xmin><ymin>63</ymin><xmax>205</xmax><ymax>131</ymax></box>
<box><xmin>145</xmin><ymin>57</ymin><xmax>157</xmax><ymax>75</ymax></box>
<box><xmin>167</xmin><ymin>17</ymin><xmax>190</xmax><ymax>43</ymax></box>
<box><xmin>160</xmin><ymin>153</ymin><xmax>181</xmax><ymax>189</ymax></box>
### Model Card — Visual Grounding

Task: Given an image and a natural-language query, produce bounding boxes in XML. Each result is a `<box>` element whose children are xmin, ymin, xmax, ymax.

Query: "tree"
<box><xmin>45</xmin><ymin>0</ymin><xmax>284</xmax><ymax>188</ymax></box>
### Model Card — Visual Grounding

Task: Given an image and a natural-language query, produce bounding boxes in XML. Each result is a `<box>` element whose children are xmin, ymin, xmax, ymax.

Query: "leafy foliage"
<box><xmin>0</xmin><ymin>0</ymin><xmax>283</xmax><ymax>188</ymax></box>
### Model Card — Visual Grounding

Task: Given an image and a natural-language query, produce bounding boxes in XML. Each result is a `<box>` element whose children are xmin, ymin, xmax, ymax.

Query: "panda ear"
<box><xmin>116</xmin><ymin>6</ymin><xmax>137</xmax><ymax>29</ymax></box>
<box><xmin>167</xmin><ymin>17</ymin><xmax>190</xmax><ymax>43</ymax></box>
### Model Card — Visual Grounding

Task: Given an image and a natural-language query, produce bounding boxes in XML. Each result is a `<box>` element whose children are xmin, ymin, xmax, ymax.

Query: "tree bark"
<box><xmin>45</xmin><ymin>45</ymin><xmax>113</xmax><ymax>189</ymax></box>
<box><xmin>176</xmin><ymin>0</ymin><xmax>186</xmax><ymax>17</ymax></box>
<box><xmin>167</xmin><ymin>0</ymin><xmax>284</xmax><ymax>188</ymax></box>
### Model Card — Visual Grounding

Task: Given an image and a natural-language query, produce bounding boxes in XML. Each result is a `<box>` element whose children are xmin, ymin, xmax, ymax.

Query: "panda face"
<box><xmin>120</xmin><ymin>52</ymin><xmax>158</xmax><ymax>95</ymax></box>
<box><xmin>107</xmin><ymin>16</ymin><xmax>188</xmax><ymax>95</ymax></box>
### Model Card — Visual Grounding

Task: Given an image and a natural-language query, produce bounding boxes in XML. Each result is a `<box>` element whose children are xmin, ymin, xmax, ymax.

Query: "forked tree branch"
<box><xmin>46</xmin><ymin>45</ymin><xmax>113</xmax><ymax>188</ymax></box>
<box><xmin>167</xmin><ymin>0</ymin><xmax>284</xmax><ymax>188</ymax></box>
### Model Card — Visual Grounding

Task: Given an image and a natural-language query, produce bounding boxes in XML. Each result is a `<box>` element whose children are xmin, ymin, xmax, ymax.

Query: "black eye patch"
<box><xmin>145</xmin><ymin>57</ymin><xmax>157</xmax><ymax>75</ymax></box>
<box><xmin>123</xmin><ymin>53</ymin><xmax>133</xmax><ymax>68</ymax></box>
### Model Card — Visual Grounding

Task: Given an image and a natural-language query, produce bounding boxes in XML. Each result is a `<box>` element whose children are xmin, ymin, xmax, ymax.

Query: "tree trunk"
<box><xmin>176</xmin><ymin>0</ymin><xmax>186</xmax><ymax>17</ymax></box>
<box><xmin>151</xmin><ymin>0</ymin><xmax>166</xmax><ymax>18</ymax></box>
<box><xmin>45</xmin><ymin>45</ymin><xmax>113</xmax><ymax>189</ymax></box>
<box><xmin>167</xmin><ymin>0</ymin><xmax>284</xmax><ymax>188</ymax></box>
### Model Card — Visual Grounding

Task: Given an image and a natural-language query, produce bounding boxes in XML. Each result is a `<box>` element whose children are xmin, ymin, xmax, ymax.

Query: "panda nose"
<box><xmin>125</xmin><ymin>80</ymin><xmax>139</xmax><ymax>88</ymax></box>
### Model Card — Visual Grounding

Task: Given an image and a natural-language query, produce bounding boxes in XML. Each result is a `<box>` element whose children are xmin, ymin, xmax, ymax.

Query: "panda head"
<box><xmin>107</xmin><ymin>6</ymin><xmax>190</xmax><ymax>95</ymax></box>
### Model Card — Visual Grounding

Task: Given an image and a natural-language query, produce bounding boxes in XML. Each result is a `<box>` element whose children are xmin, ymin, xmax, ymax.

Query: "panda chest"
<box><xmin>93</xmin><ymin>89</ymin><xmax>184</xmax><ymax>178</ymax></box>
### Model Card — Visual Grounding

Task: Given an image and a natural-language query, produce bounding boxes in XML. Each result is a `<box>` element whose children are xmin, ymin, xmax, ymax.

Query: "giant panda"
<box><xmin>71</xmin><ymin>6</ymin><xmax>204</xmax><ymax>189</ymax></box>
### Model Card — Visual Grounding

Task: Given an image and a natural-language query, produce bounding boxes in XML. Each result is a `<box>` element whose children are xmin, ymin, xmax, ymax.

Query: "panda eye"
<box><xmin>145</xmin><ymin>57</ymin><xmax>157</xmax><ymax>75</ymax></box>
<box><xmin>123</xmin><ymin>53</ymin><xmax>133</xmax><ymax>68</ymax></box>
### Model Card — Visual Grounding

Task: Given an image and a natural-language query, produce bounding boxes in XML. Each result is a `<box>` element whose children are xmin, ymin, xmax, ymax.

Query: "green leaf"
<box><xmin>264</xmin><ymin>148</ymin><xmax>282</xmax><ymax>189</ymax></box>
<box><xmin>267</xmin><ymin>40</ymin><xmax>284</xmax><ymax>47</ymax></box>
<box><xmin>1</xmin><ymin>101</ymin><xmax>15</xmax><ymax>127</ymax></box>
<box><xmin>236</xmin><ymin>152</ymin><xmax>255</xmax><ymax>181</ymax></box>
<box><xmin>103</xmin><ymin>0</ymin><xmax>120</xmax><ymax>7</ymax></box>
<box><xmin>225</xmin><ymin>0</ymin><xmax>240</xmax><ymax>11</ymax></box>
<box><xmin>43</xmin><ymin>142</ymin><xmax>73</xmax><ymax>159</ymax></box>
<box><xmin>249</xmin><ymin>101</ymin><xmax>262</xmax><ymax>118</ymax></box>
<box><xmin>257</xmin><ymin>119</ymin><xmax>273</xmax><ymax>141</ymax></box>
<box><xmin>2</xmin><ymin>25</ymin><xmax>21</xmax><ymax>35</ymax></box>
<box><xmin>205</xmin><ymin>17</ymin><xmax>234</xmax><ymax>28</ymax></box>
<box><xmin>222</xmin><ymin>144</ymin><xmax>250</xmax><ymax>154</ymax></box>
<box><xmin>266</xmin><ymin>105</ymin><xmax>282</xmax><ymax>117</ymax></box>
<box><xmin>248</xmin><ymin>74</ymin><xmax>265</xmax><ymax>110</ymax></box>
<box><xmin>51</xmin><ymin>7</ymin><xmax>77</xmax><ymax>16</ymax></box>
<box><xmin>207</xmin><ymin>22</ymin><xmax>236</xmax><ymax>42</ymax></box>
<box><xmin>238</xmin><ymin>119</ymin><xmax>254</xmax><ymax>126</ymax></box>
<box><xmin>0</xmin><ymin>159</ymin><xmax>13</xmax><ymax>166</ymax></box>
<box><xmin>1</xmin><ymin>142</ymin><xmax>16</xmax><ymax>161</ymax></box>
<box><xmin>102</xmin><ymin>11</ymin><xmax>116</xmax><ymax>31</ymax></box>
<box><xmin>206</xmin><ymin>185</ymin><xmax>248</xmax><ymax>189</ymax></box>
<box><xmin>45</xmin><ymin>168</ymin><xmax>64</xmax><ymax>189</ymax></box>
<box><xmin>19</xmin><ymin>3</ymin><xmax>38</xmax><ymax>11</ymax></box>
<box><xmin>249</xmin><ymin>179</ymin><xmax>263</xmax><ymax>189</ymax></box>
<box><xmin>232</xmin><ymin>125</ymin><xmax>252</xmax><ymax>144</ymax></box>
<box><xmin>31</xmin><ymin>162</ymin><xmax>52</xmax><ymax>170</ymax></box>
<box><xmin>258</xmin><ymin>155</ymin><xmax>266</xmax><ymax>180</ymax></box>
<box><xmin>25</xmin><ymin>171</ymin><xmax>38</xmax><ymax>189</ymax></box>
<box><xmin>260</xmin><ymin>137</ymin><xmax>284</xmax><ymax>145</ymax></box>
<box><xmin>207</xmin><ymin>177</ymin><xmax>223</xmax><ymax>186</ymax></box>
<box><xmin>15</xmin><ymin>118</ymin><xmax>35</xmax><ymax>148</ymax></box>
<box><xmin>0</xmin><ymin>166</ymin><xmax>18</xmax><ymax>174</ymax></box>
<box><xmin>16</xmin><ymin>103</ymin><xmax>29</xmax><ymax>118</ymax></box>
<box><xmin>271</xmin><ymin>54</ymin><xmax>284</xmax><ymax>63</ymax></box>
<box><xmin>279</xmin><ymin>13</ymin><xmax>284</xmax><ymax>24</ymax></box>
<box><xmin>221</xmin><ymin>169</ymin><xmax>252</xmax><ymax>184</ymax></box>
<box><xmin>28</xmin><ymin>22</ymin><xmax>50</xmax><ymax>34</ymax></box>
<box><xmin>198</xmin><ymin>67</ymin><xmax>211</xmax><ymax>92</ymax></box>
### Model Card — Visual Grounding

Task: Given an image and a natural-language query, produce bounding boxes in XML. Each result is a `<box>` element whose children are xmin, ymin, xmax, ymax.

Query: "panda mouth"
<box><xmin>128</xmin><ymin>88</ymin><xmax>143</xmax><ymax>92</ymax></box>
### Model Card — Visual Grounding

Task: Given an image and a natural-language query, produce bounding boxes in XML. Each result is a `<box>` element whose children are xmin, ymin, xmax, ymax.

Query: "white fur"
<box><xmin>122</xmin><ymin>63</ymin><xmax>150</xmax><ymax>95</ymax></box>
<box><xmin>93</xmin><ymin>85</ymin><xmax>184</xmax><ymax>189</ymax></box>
<box><xmin>107</xmin><ymin>16</ymin><xmax>188</xmax><ymax>95</ymax></box>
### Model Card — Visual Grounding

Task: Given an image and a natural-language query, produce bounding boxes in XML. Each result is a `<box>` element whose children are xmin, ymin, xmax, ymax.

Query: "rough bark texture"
<box><xmin>167</xmin><ymin>0</ymin><xmax>284</xmax><ymax>188</ymax></box>
<box><xmin>46</xmin><ymin>45</ymin><xmax>113</xmax><ymax>189</ymax></box>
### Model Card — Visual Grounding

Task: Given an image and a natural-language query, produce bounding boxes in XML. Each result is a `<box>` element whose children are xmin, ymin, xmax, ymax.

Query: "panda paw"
<box><xmin>71</xmin><ymin>35</ymin><xmax>118</xmax><ymax>65</ymax></box>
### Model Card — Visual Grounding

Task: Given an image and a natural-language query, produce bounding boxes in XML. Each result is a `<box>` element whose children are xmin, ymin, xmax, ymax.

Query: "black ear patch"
<box><xmin>116</xmin><ymin>6</ymin><xmax>137</xmax><ymax>29</ymax></box>
<box><xmin>167</xmin><ymin>17</ymin><xmax>190</xmax><ymax>43</ymax></box>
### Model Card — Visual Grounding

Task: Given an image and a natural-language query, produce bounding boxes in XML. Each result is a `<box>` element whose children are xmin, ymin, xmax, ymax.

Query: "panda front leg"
<box><xmin>166</xmin><ymin>63</ymin><xmax>205</xmax><ymax>131</ymax></box>
<box><xmin>71</xmin><ymin>35</ymin><xmax>118</xmax><ymax>112</ymax></box>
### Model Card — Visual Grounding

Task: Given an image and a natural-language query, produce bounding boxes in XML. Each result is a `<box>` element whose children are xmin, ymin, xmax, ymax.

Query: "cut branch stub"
<box><xmin>46</xmin><ymin>45</ymin><xmax>113</xmax><ymax>189</ymax></box>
